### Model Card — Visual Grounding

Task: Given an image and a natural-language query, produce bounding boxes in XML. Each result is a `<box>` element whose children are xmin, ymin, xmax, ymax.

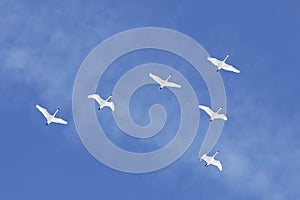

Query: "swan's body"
<box><xmin>198</xmin><ymin>105</ymin><xmax>227</xmax><ymax>122</ymax></box>
<box><xmin>207</xmin><ymin>54</ymin><xmax>240</xmax><ymax>73</ymax></box>
<box><xmin>200</xmin><ymin>151</ymin><xmax>222</xmax><ymax>171</ymax></box>
<box><xmin>88</xmin><ymin>94</ymin><xmax>115</xmax><ymax>111</ymax></box>
<box><xmin>149</xmin><ymin>73</ymin><xmax>181</xmax><ymax>89</ymax></box>
<box><xmin>36</xmin><ymin>104</ymin><xmax>68</xmax><ymax>125</ymax></box>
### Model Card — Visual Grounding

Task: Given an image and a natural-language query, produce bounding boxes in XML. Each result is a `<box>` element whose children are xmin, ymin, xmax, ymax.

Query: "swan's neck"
<box><xmin>166</xmin><ymin>75</ymin><xmax>172</xmax><ymax>81</ymax></box>
<box><xmin>216</xmin><ymin>107</ymin><xmax>223</xmax><ymax>114</ymax></box>
<box><xmin>223</xmin><ymin>55</ymin><xmax>229</xmax><ymax>63</ymax></box>
<box><xmin>213</xmin><ymin>151</ymin><xmax>219</xmax><ymax>158</ymax></box>
<box><xmin>53</xmin><ymin>109</ymin><xmax>59</xmax><ymax>117</ymax></box>
<box><xmin>106</xmin><ymin>96</ymin><xmax>112</xmax><ymax>102</ymax></box>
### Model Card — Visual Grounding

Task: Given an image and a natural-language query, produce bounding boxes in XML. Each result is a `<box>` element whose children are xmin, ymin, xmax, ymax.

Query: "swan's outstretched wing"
<box><xmin>88</xmin><ymin>94</ymin><xmax>104</xmax><ymax>106</ymax></box>
<box><xmin>200</xmin><ymin>154</ymin><xmax>209</xmax><ymax>163</ymax></box>
<box><xmin>149</xmin><ymin>73</ymin><xmax>164</xmax><ymax>85</ymax></box>
<box><xmin>222</xmin><ymin>63</ymin><xmax>240</xmax><ymax>73</ymax></box>
<box><xmin>216</xmin><ymin>113</ymin><xmax>228</xmax><ymax>121</ymax></box>
<box><xmin>211</xmin><ymin>159</ymin><xmax>223</xmax><ymax>171</ymax></box>
<box><xmin>36</xmin><ymin>104</ymin><xmax>51</xmax><ymax>120</ymax></box>
<box><xmin>207</xmin><ymin>57</ymin><xmax>221</xmax><ymax>67</ymax></box>
<box><xmin>198</xmin><ymin>105</ymin><xmax>213</xmax><ymax>117</ymax></box>
<box><xmin>164</xmin><ymin>81</ymin><xmax>182</xmax><ymax>88</ymax></box>
<box><xmin>52</xmin><ymin>117</ymin><xmax>68</xmax><ymax>125</ymax></box>
<box><xmin>106</xmin><ymin>102</ymin><xmax>115</xmax><ymax>111</ymax></box>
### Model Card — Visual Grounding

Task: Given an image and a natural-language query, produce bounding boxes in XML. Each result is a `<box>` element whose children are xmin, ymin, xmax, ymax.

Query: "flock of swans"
<box><xmin>36</xmin><ymin>54</ymin><xmax>239</xmax><ymax>172</ymax></box>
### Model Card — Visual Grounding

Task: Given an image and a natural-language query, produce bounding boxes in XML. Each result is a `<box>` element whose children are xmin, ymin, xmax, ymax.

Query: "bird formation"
<box><xmin>36</xmin><ymin>54</ymin><xmax>239</xmax><ymax>172</ymax></box>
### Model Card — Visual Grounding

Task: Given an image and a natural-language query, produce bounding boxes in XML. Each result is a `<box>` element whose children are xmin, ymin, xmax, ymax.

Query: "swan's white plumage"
<box><xmin>201</xmin><ymin>152</ymin><xmax>222</xmax><ymax>171</ymax></box>
<box><xmin>198</xmin><ymin>105</ymin><xmax>227</xmax><ymax>121</ymax></box>
<box><xmin>36</xmin><ymin>104</ymin><xmax>51</xmax><ymax>119</ymax></box>
<box><xmin>36</xmin><ymin>104</ymin><xmax>68</xmax><ymax>125</ymax></box>
<box><xmin>105</xmin><ymin>101</ymin><xmax>115</xmax><ymax>111</ymax></box>
<box><xmin>198</xmin><ymin>105</ymin><xmax>214</xmax><ymax>117</ymax></box>
<box><xmin>149</xmin><ymin>72</ymin><xmax>181</xmax><ymax>89</ymax></box>
<box><xmin>149</xmin><ymin>73</ymin><xmax>164</xmax><ymax>85</ymax></box>
<box><xmin>88</xmin><ymin>94</ymin><xmax>105</xmax><ymax>105</ymax></box>
<box><xmin>88</xmin><ymin>94</ymin><xmax>115</xmax><ymax>111</ymax></box>
<box><xmin>51</xmin><ymin>117</ymin><xmax>68</xmax><ymax>125</ymax></box>
<box><xmin>221</xmin><ymin>63</ymin><xmax>240</xmax><ymax>73</ymax></box>
<box><xmin>216</xmin><ymin>113</ymin><xmax>228</xmax><ymax>121</ymax></box>
<box><xmin>164</xmin><ymin>81</ymin><xmax>181</xmax><ymax>88</ymax></box>
<box><xmin>207</xmin><ymin>57</ymin><xmax>221</xmax><ymax>67</ymax></box>
<box><xmin>207</xmin><ymin>55</ymin><xmax>240</xmax><ymax>73</ymax></box>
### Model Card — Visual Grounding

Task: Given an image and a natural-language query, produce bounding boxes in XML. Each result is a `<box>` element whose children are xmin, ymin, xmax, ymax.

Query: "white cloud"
<box><xmin>209</xmin><ymin>95</ymin><xmax>300</xmax><ymax>199</ymax></box>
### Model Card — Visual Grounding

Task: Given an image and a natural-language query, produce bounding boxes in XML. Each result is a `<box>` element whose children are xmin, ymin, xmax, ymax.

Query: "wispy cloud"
<box><xmin>203</xmin><ymin>93</ymin><xmax>300</xmax><ymax>198</ymax></box>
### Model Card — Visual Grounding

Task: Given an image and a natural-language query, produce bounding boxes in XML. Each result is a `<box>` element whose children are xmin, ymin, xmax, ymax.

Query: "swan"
<box><xmin>200</xmin><ymin>151</ymin><xmax>222</xmax><ymax>171</ymax></box>
<box><xmin>207</xmin><ymin>54</ymin><xmax>240</xmax><ymax>73</ymax></box>
<box><xmin>149</xmin><ymin>73</ymin><xmax>181</xmax><ymax>89</ymax></box>
<box><xmin>36</xmin><ymin>104</ymin><xmax>68</xmax><ymax>125</ymax></box>
<box><xmin>198</xmin><ymin>105</ymin><xmax>228</xmax><ymax>122</ymax></box>
<box><xmin>88</xmin><ymin>94</ymin><xmax>115</xmax><ymax>111</ymax></box>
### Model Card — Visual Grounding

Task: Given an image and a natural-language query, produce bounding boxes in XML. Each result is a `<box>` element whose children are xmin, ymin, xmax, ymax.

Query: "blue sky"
<box><xmin>1</xmin><ymin>0</ymin><xmax>300</xmax><ymax>199</ymax></box>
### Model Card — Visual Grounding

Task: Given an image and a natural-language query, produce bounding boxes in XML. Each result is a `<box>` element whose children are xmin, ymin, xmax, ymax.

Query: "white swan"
<box><xmin>198</xmin><ymin>105</ymin><xmax>227</xmax><ymax>122</ymax></box>
<box><xmin>149</xmin><ymin>73</ymin><xmax>181</xmax><ymax>89</ymax></box>
<box><xmin>36</xmin><ymin>104</ymin><xmax>68</xmax><ymax>125</ymax></box>
<box><xmin>200</xmin><ymin>151</ymin><xmax>222</xmax><ymax>171</ymax></box>
<box><xmin>207</xmin><ymin>54</ymin><xmax>240</xmax><ymax>73</ymax></box>
<box><xmin>88</xmin><ymin>94</ymin><xmax>115</xmax><ymax>111</ymax></box>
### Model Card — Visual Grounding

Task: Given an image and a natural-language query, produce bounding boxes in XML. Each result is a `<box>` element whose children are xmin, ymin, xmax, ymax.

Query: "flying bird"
<box><xmin>198</xmin><ymin>105</ymin><xmax>228</xmax><ymax>122</ymax></box>
<box><xmin>200</xmin><ymin>151</ymin><xmax>222</xmax><ymax>171</ymax></box>
<box><xmin>36</xmin><ymin>104</ymin><xmax>68</xmax><ymax>125</ymax></box>
<box><xmin>207</xmin><ymin>54</ymin><xmax>240</xmax><ymax>73</ymax></box>
<box><xmin>88</xmin><ymin>94</ymin><xmax>115</xmax><ymax>111</ymax></box>
<box><xmin>149</xmin><ymin>72</ymin><xmax>182</xmax><ymax>90</ymax></box>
